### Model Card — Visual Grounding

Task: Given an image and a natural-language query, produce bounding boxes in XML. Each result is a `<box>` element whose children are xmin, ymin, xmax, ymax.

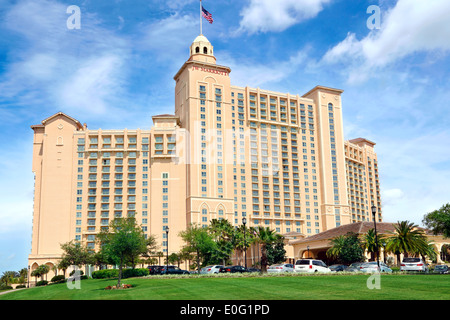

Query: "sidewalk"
<box><xmin>0</xmin><ymin>288</ymin><xmax>26</xmax><ymax>296</ymax></box>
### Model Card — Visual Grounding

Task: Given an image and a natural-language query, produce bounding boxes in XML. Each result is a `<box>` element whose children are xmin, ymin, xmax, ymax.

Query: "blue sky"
<box><xmin>1</xmin><ymin>0</ymin><xmax>450</xmax><ymax>274</ymax></box>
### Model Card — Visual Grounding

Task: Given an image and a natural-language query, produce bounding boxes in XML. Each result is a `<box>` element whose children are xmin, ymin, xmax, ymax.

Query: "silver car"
<box><xmin>267</xmin><ymin>263</ymin><xmax>294</xmax><ymax>273</ymax></box>
<box><xmin>359</xmin><ymin>261</ymin><xmax>392</xmax><ymax>273</ymax></box>
<box><xmin>200</xmin><ymin>265</ymin><xmax>223</xmax><ymax>274</ymax></box>
<box><xmin>400</xmin><ymin>257</ymin><xmax>429</xmax><ymax>273</ymax></box>
<box><xmin>345</xmin><ymin>262</ymin><xmax>365</xmax><ymax>272</ymax></box>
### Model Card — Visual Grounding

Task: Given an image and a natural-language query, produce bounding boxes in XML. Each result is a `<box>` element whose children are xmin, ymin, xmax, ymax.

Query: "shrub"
<box><xmin>51</xmin><ymin>275</ymin><xmax>66</xmax><ymax>283</ymax></box>
<box><xmin>123</xmin><ymin>268</ymin><xmax>149</xmax><ymax>278</ymax></box>
<box><xmin>0</xmin><ymin>284</ymin><xmax>13</xmax><ymax>290</ymax></box>
<box><xmin>69</xmin><ymin>269</ymin><xmax>84</xmax><ymax>276</ymax></box>
<box><xmin>92</xmin><ymin>269</ymin><xmax>119</xmax><ymax>279</ymax></box>
<box><xmin>36</xmin><ymin>280</ymin><xmax>48</xmax><ymax>286</ymax></box>
<box><xmin>92</xmin><ymin>268</ymin><xmax>149</xmax><ymax>279</ymax></box>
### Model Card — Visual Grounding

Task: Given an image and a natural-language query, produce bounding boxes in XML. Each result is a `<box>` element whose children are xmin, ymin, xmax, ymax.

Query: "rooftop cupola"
<box><xmin>189</xmin><ymin>34</ymin><xmax>216</xmax><ymax>64</ymax></box>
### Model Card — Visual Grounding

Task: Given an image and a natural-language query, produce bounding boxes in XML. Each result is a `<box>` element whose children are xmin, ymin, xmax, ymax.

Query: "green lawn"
<box><xmin>1</xmin><ymin>273</ymin><xmax>449</xmax><ymax>300</ymax></box>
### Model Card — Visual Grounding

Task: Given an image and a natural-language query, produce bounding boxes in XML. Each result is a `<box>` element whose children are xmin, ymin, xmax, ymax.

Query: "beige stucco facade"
<box><xmin>28</xmin><ymin>35</ymin><xmax>385</xmax><ymax>277</ymax></box>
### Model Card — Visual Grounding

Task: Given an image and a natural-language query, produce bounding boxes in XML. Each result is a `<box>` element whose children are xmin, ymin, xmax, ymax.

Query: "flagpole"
<box><xmin>200</xmin><ymin>0</ymin><xmax>202</xmax><ymax>35</ymax></box>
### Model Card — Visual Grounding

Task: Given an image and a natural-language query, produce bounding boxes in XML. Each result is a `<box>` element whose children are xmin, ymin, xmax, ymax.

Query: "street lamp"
<box><xmin>165</xmin><ymin>226</ymin><xmax>170</xmax><ymax>273</ymax></box>
<box><xmin>371</xmin><ymin>205</ymin><xmax>380</xmax><ymax>271</ymax></box>
<box><xmin>242</xmin><ymin>217</ymin><xmax>247</xmax><ymax>270</ymax></box>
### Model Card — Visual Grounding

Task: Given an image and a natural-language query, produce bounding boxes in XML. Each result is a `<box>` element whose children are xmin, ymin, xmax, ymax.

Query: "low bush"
<box><xmin>51</xmin><ymin>275</ymin><xmax>65</xmax><ymax>283</ymax></box>
<box><xmin>36</xmin><ymin>280</ymin><xmax>48</xmax><ymax>287</ymax></box>
<box><xmin>0</xmin><ymin>284</ymin><xmax>13</xmax><ymax>290</ymax></box>
<box><xmin>123</xmin><ymin>268</ymin><xmax>149</xmax><ymax>278</ymax></box>
<box><xmin>92</xmin><ymin>268</ymin><xmax>149</xmax><ymax>279</ymax></box>
<box><xmin>92</xmin><ymin>269</ymin><xmax>119</xmax><ymax>279</ymax></box>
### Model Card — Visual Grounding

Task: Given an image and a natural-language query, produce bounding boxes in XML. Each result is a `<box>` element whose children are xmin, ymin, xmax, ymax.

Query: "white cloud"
<box><xmin>381</xmin><ymin>188</ymin><xmax>405</xmax><ymax>206</ymax></box>
<box><xmin>323</xmin><ymin>0</ymin><xmax>450</xmax><ymax>83</ymax></box>
<box><xmin>0</xmin><ymin>0</ymin><xmax>131</xmax><ymax>120</ymax></box>
<box><xmin>237</xmin><ymin>0</ymin><xmax>331</xmax><ymax>34</ymax></box>
<box><xmin>136</xmin><ymin>13</ymin><xmax>198</xmax><ymax>60</ymax></box>
<box><xmin>220</xmin><ymin>49</ymin><xmax>310</xmax><ymax>88</ymax></box>
<box><xmin>376</xmin><ymin>130</ymin><xmax>450</xmax><ymax>226</ymax></box>
<box><xmin>57</xmin><ymin>54</ymin><xmax>126</xmax><ymax>115</ymax></box>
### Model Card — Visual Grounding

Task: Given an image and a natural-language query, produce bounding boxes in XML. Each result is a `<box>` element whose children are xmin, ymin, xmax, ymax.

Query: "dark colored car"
<box><xmin>329</xmin><ymin>264</ymin><xmax>347</xmax><ymax>272</ymax></box>
<box><xmin>247</xmin><ymin>267</ymin><xmax>261</xmax><ymax>273</ymax></box>
<box><xmin>147</xmin><ymin>265</ymin><xmax>164</xmax><ymax>275</ymax></box>
<box><xmin>433</xmin><ymin>265</ymin><xmax>449</xmax><ymax>274</ymax></box>
<box><xmin>219</xmin><ymin>265</ymin><xmax>248</xmax><ymax>273</ymax></box>
<box><xmin>161</xmin><ymin>265</ymin><xmax>190</xmax><ymax>275</ymax></box>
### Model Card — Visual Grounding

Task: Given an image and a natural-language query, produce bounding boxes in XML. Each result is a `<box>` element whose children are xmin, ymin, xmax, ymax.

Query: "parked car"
<box><xmin>329</xmin><ymin>264</ymin><xmax>347</xmax><ymax>272</ymax></box>
<box><xmin>247</xmin><ymin>267</ymin><xmax>261</xmax><ymax>273</ymax></box>
<box><xmin>267</xmin><ymin>263</ymin><xmax>294</xmax><ymax>273</ymax></box>
<box><xmin>200</xmin><ymin>265</ymin><xmax>223</xmax><ymax>274</ymax></box>
<box><xmin>219</xmin><ymin>265</ymin><xmax>248</xmax><ymax>273</ymax></box>
<box><xmin>433</xmin><ymin>265</ymin><xmax>449</xmax><ymax>274</ymax></box>
<box><xmin>400</xmin><ymin>257</ymin><xmax>429</xmax><ymax>273</ymax></box>
<box><xmin>345</xmin><ymin>262</ymin><xmax>365</xmax><ymax>272</ymax></box>
<box><xmin>294</xmin><ymin>259</ymin><xmax>331</xmax><ymax>273</ymax></box>
<box><xmin>147</xmin><ymin>265</ymin><xmax>164</xmax><ymax>275</ymax></box>
<box><xmin>160</xmin><ymin>265</ymin><xmax>190</xmax><ymax>275</ymax></box>
<box><xmin>359</xmin><ymin>261</ymin><xmax>392</xmax><ymax>273</ymax></box>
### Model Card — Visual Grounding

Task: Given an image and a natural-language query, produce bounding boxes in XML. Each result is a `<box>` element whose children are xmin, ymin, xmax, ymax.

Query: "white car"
<box><xmin>267</xmin><ymin>263</ymin><xmax>294</xmax><ymax>273</ymax></box>
<box><xmin>400</xmin><ymin>258</ymin><xmax>429</xmax><ymax>273</ymax></box>
<box><xmin>200</xmin><ymin>265</ymin><xmax>224</xmax><ymax>274</ymax></box>
<box><xmin>294</xmin><ymin>259</ymin><xmax>331</xmax><ymax>273</ymax></box>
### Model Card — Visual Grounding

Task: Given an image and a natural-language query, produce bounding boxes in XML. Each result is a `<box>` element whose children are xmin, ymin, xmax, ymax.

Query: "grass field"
<box><xmin>1</xmin><ymin>273</ymin><xmax>449</xmax><ymax>301</ymax></box>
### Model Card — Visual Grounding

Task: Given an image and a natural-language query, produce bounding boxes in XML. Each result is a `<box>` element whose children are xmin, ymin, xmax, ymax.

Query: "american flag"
<box><xmin>202</xmin><ymin>6</ymin><xmax>213</xmax><ymax>24</ymax></box>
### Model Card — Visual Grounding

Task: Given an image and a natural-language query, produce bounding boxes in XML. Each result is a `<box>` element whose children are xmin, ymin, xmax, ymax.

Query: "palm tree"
<box><xmin>1</xmin><ymin>271</ymin><xmax>18</xmax><ymax>286</ymax></box>
<box><xmin>209</xmin><ymin>219</ymin><xmax>235</xmax><ymax>265</ymax></box>
<box><xmin>232</xmin><ymin>225</ymin><xmax>248</xmax><ymax>266</ymax></box>
<box><xmin>385</xmin><ymin>221</ymin><xmax>429</xmax><ymax>266</ymax></box>
<box><xmin>254</xmin><ymin>226</ymin><xmax>278</xmax><ymax>273</ymax></box>
<box><xmin>362</xmin><ymin>228</ymin><xmax>385</xmax><ymax>262</ymax></box>
<box><xmin>326</xmin><ymin>235</ymin><xmax>346</xmax><ymax>262</ymax></box>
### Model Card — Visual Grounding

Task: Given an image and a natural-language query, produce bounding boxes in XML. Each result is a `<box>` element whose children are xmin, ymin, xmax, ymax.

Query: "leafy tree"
<box><xmin>266</xmin><ymin>235</ymin><xmax>287</xmax><ymax>265</ymax></box>
<box><xmin>168</xmin><ymin>252</ymin><xmax>182</xmax><ymax>267</ymax></box>
<box><xmin>422</xmin><ymin>203</ymin><xmax>450</xmax><ymax>238</ymax></box>
<box><xmin>385</xmin><ymin>221</ymin><xmax>429</xmax><ymax>266</ymax></box>
<box><xmin>339</xmin><ymin>232</ymin><xmax>365</xmax><ymax>264</ymax></box>
<box><xmin>327</xmin><ymin>232</ymin><xmax>365</xmax><ymax>264</ymax></box>
<box><xmin>140</xmin><ymin>236</ymin><xmax>160</xmax><ymax>266</ymax></box>
<box><xmin>179</xmin><ymin>223</ymin><xmax>217</xmax><ymax>273</ymax></box>
<box><xmin>59</xmin><ymin>241</ymin><xmax>95</xmax><ymax>276</ymax></box>
<box><xmin>97</xmin><ymin>217</ymin><xmax>148</xmax><ymax>288</ymax></box>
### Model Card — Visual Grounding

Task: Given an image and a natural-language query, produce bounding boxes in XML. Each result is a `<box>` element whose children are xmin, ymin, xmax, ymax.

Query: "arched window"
<box><xmin>328</xmin><ymin>103</ymin><xmax>333</xmax><ymax>111</ymax></box>
<box><xmin>202</xmin><ymin>208</ymin><xmax>207</xmax><ymax>215</ymax></box>
<box><xmin>203</xmin><ymin>47</ymin><xmax>208</xmax><ymax>54</ymax></box>
<box><xmin>195</xmin><ymin>46</ymin><xmax>200</xmax><ymax>53</ymax></box>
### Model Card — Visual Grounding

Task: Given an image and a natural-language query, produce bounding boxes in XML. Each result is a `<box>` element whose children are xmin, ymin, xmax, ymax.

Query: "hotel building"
<box><xmin>28</xmin><ymin>35</ymin><xmax>382</xmax><ymax>274</ymax></box>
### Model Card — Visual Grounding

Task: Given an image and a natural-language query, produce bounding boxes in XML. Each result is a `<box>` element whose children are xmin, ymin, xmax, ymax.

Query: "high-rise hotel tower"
<box><xmin>28</xmin><ymin>35</ymin><xmax>382</xmax><ymax>273</ymax></box>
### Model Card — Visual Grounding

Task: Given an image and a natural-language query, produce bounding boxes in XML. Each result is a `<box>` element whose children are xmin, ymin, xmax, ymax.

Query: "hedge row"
<box><xmin>92</xmin><ymin>268</ymin><xmax>149</xmax><ymax>279</ymax></box>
